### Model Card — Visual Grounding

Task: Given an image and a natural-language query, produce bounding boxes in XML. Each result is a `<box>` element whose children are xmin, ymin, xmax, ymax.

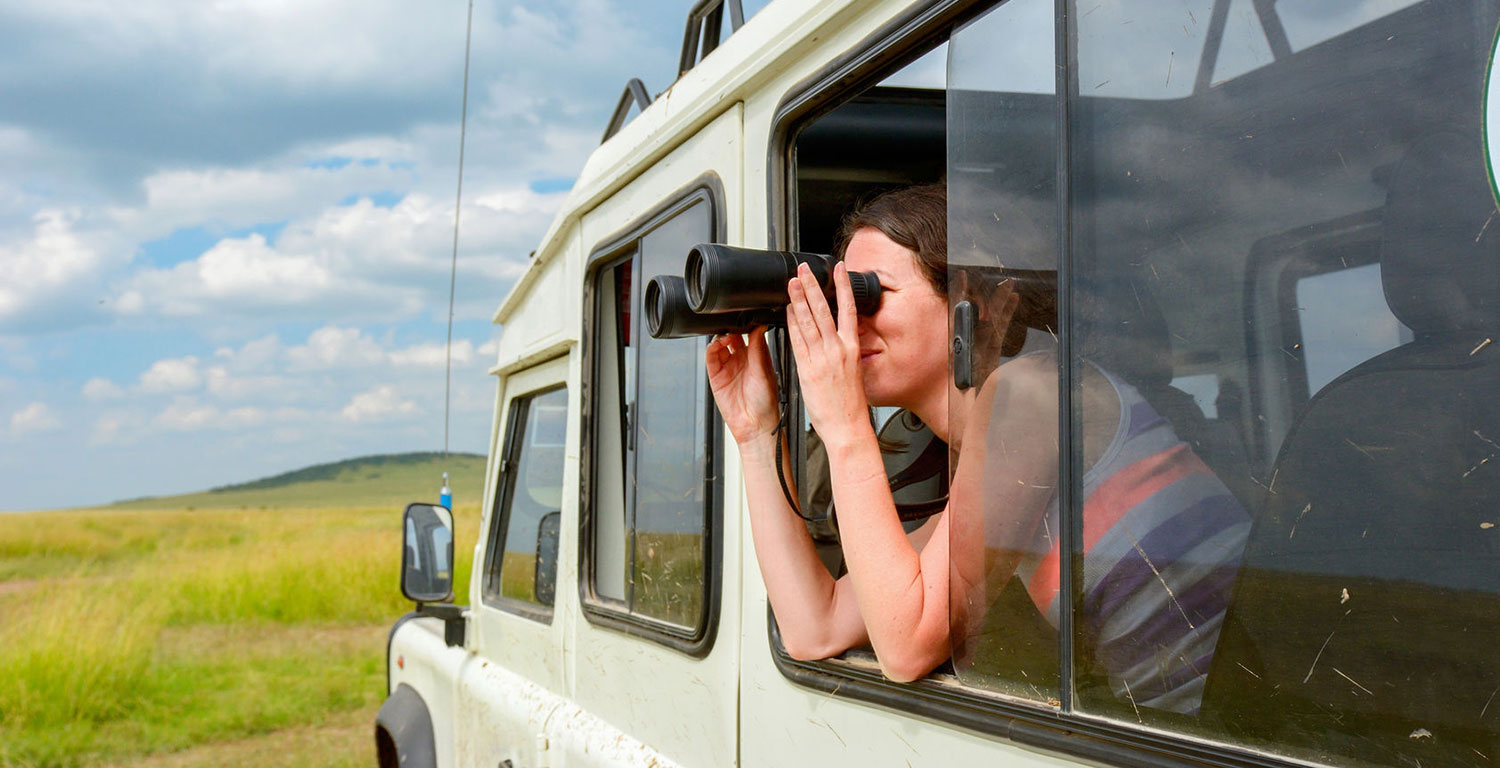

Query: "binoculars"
<box><xmin>646</xmin><ymin>244</ymin><xmax>884</xmax><ymax>339</ymax></box>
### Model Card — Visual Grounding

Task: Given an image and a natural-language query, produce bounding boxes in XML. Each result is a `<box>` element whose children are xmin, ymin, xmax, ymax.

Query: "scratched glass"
<box><xmin>946</xmin><ymin>0</ymin><xmax>1062</xmax><ymax>704</ymax></box>
<box><xmin>1071</xmin><ymin>1</ymin><xmax>1500</xmax><ymax>766</ymax></box>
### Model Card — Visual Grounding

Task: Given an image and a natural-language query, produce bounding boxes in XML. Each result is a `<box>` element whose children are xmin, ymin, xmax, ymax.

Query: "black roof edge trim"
<box><xmin>576</xmin><ymin>173</ymin><xmax>727</xmax><ymax>659</ymax></box>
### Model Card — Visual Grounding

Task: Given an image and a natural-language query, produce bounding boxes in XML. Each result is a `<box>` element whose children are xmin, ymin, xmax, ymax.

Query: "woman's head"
<box><xmin>831</xmin><ymin>184</ymin><xmax>951</xmax><ymax>413</ymax></box>
<box><xmin>833</xmin><ymin>183</ymin><xmax>947</xmax><ymax>295</ymax></box>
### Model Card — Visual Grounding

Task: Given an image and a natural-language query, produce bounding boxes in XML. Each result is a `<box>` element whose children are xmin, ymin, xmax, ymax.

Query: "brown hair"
<box><xmin>832</xmin><ymin>183</ymin><xmax>947</xmax><ymax>294</ymax></box>
<box><xmin>835</xmin><ymin>182</ymin><xmax>1033</xmax><ymax>358</ymax></box>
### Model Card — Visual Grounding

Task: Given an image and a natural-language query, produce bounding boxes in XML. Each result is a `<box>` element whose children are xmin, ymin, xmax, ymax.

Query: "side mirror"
<box><xmin>401</xmin><ymin>503</ymin><xmax>454</xmax><ymax>603</ymax></box>
<box><xmin>534</xmin><ymin>510</ymin><xmax>561</xmax><ymax>606</ymax></box>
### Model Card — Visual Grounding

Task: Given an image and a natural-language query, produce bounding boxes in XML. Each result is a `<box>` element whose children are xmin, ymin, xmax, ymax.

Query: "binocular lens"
<box><xmin>645</xmin><ymin>244</ymin><xmax>884</xmax><ymax>339</ymax></box>
<box><xmin>645</xmin><ymin>276</ymin><xmax>782</xmax><ymax>339</ymax></box>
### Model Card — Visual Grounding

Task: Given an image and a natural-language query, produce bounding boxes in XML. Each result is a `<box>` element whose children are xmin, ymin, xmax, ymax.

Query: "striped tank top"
<box><xmin>1010</xmin><ymin>366</ymin><xmax>1250</xmax><ymax>714</ymax></box>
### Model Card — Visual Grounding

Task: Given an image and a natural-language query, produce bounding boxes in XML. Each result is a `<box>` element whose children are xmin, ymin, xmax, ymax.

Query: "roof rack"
<box><xmin>678</xmin><ymin>0</ymin><xmax>744</xmax><ymax>77</ymax></box>
<box><xmin>601</xmin><ymin>78</ymin><xmax>653</xmax><ymax>144</ymax></box>
<box><xmin>599</xmin><ymin>0</ymin><xmax>746</xmax><ymax>145</ymax></box>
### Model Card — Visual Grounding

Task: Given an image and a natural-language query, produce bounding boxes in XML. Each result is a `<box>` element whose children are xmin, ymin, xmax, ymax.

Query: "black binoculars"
<box><xmin>645</xmin><ymin>244</ymin><xmax>884</xmax><ymax>339</ymax></box>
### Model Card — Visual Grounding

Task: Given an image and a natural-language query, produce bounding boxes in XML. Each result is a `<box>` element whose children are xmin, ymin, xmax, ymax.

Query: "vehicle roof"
<box><xmin>492</xmin><ymin>0</ymin><xmax>870</xmax><ymax>325</ymax></box>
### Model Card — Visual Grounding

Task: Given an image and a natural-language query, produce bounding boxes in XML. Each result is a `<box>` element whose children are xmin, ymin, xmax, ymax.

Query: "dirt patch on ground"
<box><xmin>104</xmin><ymin>703</ymin><xmax>380</xmax><ymax>768</ymax></box>
<box><xmin>0</xmin><ymin>579</ymin><xmax>37</xmax><ymax>595</ymax></box>
<box><xmin>153</xmin><ymin>622</ymin><xmax>386</xmax><ymax>660</ymax></box>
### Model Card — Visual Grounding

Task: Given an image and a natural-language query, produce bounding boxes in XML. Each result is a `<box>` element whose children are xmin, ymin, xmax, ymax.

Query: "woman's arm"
<box><xmin>785</xmin><ymin>263</ymin><xmax>952</xmax><ymax>681</ymax></box>
<box><xmin>737</xmin><ymin>433</ymin><xmax>872</xmax><ymax>659</ymax></box>
<box><xmin>705</xmin><ymin>330</ymin><xmax>868</xmax><ymax>660</ymax></box>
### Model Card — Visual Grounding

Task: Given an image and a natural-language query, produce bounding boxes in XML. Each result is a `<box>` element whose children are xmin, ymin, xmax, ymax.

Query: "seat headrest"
<box><xmin>1380</xmin><ymin>129</ymin><xmax>1500</xmax><ymax>335</ymax></box>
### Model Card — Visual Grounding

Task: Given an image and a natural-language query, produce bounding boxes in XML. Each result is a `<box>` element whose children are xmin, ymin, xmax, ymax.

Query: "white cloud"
<box><xmin>285</xmin><ymin>326</ymin><xmax>386</xmax><ymax>370</ymax></box>
<box><xmin>0</xmin><ymin>209</ymin><xmax>113</xmax><ymax>329</ymax></box>
<box><xmin>112</xmin><ymin>191</ymin><xmax>539</xmax><ymax>324</ymax></box>
<box><xmin>90</xmin><ymin>410</ymin><xmax>146</xmax><ymax>446</ymax></box>
<box><xmin>151</xmin><ymin>400</ymin><xmax>270</xmax><ymax>432</ymax></box>
<box><xmin>341</xmin><ymin>385</ymin><xmax>418</xmax><ymax>422</ymax></box>
<box><xmin>82</xmin><ymin>377</ymin><xmax>125</xmax><ymax>401</ymax></box>
<box><xmin>139</xmin><ymin>355</ymin><xmax>203</xmax><ymax>393</ymax></box>
<box><xmin>216</xmin><ymin>334</ymin><xmax>282</xmax><ymax>371</ymax></box>
<box><xmin>202</xmin><ymin>365</ymin><xmax>295</xmax><ymax>401</ymax></box>
<box><xmin>10</xmin><ymin>401</ymin><xmax>61</xmax><ymax>437</ymax></box>
<box><xmin>125</xmin><ymin>233</ymin><xmax>336</xmax><ymax>317</ymax></box>
<box><xmin>390</xmin><ymin>339</ymin><xmax>474</xmax><ymax>368</ymax></box>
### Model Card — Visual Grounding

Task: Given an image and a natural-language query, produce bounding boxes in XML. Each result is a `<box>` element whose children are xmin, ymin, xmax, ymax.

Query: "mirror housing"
<box><xmin>401</xmin><ymin>502</ymin><xmax>455</xmax><ymax>604</ymax></box>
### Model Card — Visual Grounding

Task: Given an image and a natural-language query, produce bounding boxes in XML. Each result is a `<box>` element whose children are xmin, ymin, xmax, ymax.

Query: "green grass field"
<box><xmin>0</xmin><ymin>453</ymin><xmax>485</xmax><ymax>768</ymax></box>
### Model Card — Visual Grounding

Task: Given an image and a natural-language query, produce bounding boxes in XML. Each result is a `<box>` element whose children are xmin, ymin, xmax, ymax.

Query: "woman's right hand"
<box><xmin>705</xmin><ymin>327</ymin><xmax>780</xmax><ymax>455</ymax></box>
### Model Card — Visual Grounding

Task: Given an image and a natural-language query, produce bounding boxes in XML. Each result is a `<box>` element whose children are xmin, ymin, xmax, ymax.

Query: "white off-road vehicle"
<box><xmin>379</xmin><ymin>0</ymin><xmax>1500</xmax><ymax>766</ymax></box>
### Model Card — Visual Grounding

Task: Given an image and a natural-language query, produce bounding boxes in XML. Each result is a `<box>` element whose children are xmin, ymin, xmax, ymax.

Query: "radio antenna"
<box><xmin>444</xmin><ymin>0</ymin><xmax>475</xmax><ymax>464</ymax></box>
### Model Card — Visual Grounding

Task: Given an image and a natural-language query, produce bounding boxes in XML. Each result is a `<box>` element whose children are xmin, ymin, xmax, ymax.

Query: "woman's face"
<box><xmin>843</xmin><ymin>227</ymin><xmax>949</xmax><ymax>409</ymax></box>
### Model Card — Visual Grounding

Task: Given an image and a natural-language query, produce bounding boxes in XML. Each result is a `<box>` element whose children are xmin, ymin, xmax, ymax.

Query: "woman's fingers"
<box><xmin>788</xmin><ymin>271</ymin><xmax>821</xmax><ymax>342</ymax></box>
<box><xmin>747</xmin><ymin>325</ymin><xmax>773</xmax><ymax>371</ymax></box>
<box><xmin>833</xmin><ymin>262</ymin><xmax>858</xmax><ymax>345</ymax></box>
<box><xmin>797</xmin><ymin>263</ymin><xmax>838</xmax><ymax>341</ymax></box>
<box><xmin>785</xmin><ymin>281</ymin><xmax>813</xmax><ymax>364</ymax></box>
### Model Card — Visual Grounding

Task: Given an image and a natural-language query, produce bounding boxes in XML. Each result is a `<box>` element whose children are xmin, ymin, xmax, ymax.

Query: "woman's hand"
<box><xmin>786</xmin><ymin>262</ymin><xmax>872</xmax><ymax>448</ymax></box>
<box><xmin>706</xmin><ymin>327</ymin><xmax>780</xmax><ymax>456</ymax></box>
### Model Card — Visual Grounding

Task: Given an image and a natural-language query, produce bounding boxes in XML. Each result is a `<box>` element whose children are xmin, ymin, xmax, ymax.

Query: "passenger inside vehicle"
<box><xmin>708</xmin><ymin>185</ymin><xmax>1250</xmax><ymax>711</ymax></box>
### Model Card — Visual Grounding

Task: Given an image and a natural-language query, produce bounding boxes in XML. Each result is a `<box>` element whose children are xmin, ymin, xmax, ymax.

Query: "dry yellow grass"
<box><xmin>0</xmin><ymin>502</ymin><xmax>481</xmax><ymax>768</ymax></box>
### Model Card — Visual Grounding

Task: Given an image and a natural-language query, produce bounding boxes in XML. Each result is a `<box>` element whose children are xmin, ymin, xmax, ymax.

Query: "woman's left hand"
<box><xmin>786</xmin><ymin>262</ymin><xmax>872</xmax><ymax>448</ymax></box>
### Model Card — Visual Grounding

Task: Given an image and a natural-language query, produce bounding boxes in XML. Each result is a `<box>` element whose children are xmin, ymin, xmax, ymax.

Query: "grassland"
<box><xmin>0</xmin><ymin>453</ymin><xmax>485</xmax><ymax>768</ymax></box>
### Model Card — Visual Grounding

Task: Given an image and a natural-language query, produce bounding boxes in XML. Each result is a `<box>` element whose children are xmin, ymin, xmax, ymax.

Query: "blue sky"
<box><xmin>0</xmin><ymin>0</ymin><xmax>769</xmax><ymax>510</ymax></box>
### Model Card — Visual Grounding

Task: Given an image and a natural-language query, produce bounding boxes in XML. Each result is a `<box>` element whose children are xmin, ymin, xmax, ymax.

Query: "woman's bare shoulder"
<box><xmin>977</xmin><ymin>353</ymin><xmax>1058</xmax><ymax>406</ymax></box>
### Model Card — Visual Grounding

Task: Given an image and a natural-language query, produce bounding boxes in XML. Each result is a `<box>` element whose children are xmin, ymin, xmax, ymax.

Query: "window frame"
<box><xmin>577</xmin><ymin>176</ymin><xmax>727</xmax><ymax>657</ymax></box>
<box><xmin>761</xmin><ymin>3</ymin><xmax>1378</xmax><ymax>768</ymax></box>
<box><xmin>480</xmin><ymin>382</ymin><xmax>569</xmax><ymax>623</ymax></box>
<box><xmin>1241</xmin><ymin>209</ymin><xmax>1387</xmax><ymax>468</ymax></box>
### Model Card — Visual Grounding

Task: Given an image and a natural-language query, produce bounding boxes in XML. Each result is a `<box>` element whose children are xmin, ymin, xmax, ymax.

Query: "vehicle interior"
<box><xmin>782</xmin><ymin>1</ymin><xmax>1500</xmax><ymax>764</ymax></box>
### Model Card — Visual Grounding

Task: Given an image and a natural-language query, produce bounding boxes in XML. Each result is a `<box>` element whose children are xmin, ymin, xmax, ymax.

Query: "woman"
<box><xmin>707</xmin><ymin>185</ymin><xmax>1246</xmax><ymax>711</ymax></box>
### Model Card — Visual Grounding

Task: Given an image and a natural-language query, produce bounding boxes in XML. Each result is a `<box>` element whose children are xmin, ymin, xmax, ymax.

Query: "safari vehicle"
<box><xmin>378</xmin><ymin>0</ymin><xmax>1500</xmax><ymax>766</ymax></box>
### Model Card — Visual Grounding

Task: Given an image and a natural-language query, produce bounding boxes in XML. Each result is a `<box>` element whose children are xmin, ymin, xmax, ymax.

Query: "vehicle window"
<box><xmin>1070</xmin><ymin>1</ymin><xmax>1500</xmax><ymax>765</ymax></box>
<box><xmin>483</xmin><ymin>386</ymin><xmax>568</xmax><ymax>613</ymax></box>
<box><xmin>588</xmin><ymin>196</ymin><xmax>716</xmax><ymax>633</ymax></box>
<box><xmin>1295</xmin><ymin>263</ymin><xmax>1412</xmax><ymax>396</ymax></box>
<box><xmin>946</xmin><ymin>0</ymin><xmax>1061</xmax><ymax>704</ymax></box>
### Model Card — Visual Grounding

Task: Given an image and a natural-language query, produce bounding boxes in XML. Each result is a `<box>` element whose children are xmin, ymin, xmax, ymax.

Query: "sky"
<box><xmin>0</xmin><ymin>0</ymin><xmax>770</xmax><ymax>511</ymax></box>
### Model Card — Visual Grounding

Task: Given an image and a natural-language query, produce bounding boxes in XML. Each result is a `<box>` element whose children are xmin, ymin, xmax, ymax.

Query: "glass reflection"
<box><xmin>1070</xmin><ymin>0</ymin><xmax>1500</xmax><ymax>764</ymax></box>
<box><xmin>947</xmin><ymin>0</ymin><xmax>1064</xmax><ymax>703</ymax></box>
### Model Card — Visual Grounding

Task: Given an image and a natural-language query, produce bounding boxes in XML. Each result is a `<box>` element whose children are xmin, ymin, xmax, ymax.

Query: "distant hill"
<box><xmin>107</xmin><ymin>452</ymin><xmax>489</xmax><ymax>512</ymax></box>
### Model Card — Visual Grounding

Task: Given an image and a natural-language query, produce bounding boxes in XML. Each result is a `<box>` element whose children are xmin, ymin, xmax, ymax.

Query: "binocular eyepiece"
<box><xmin>646</xmin><ymin>243</ymin><xmax>883</xmax><ymax>339</ymax></box>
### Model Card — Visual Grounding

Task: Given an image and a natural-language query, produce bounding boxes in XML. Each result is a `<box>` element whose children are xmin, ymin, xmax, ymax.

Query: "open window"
<box><xmin>581</xmin><ymin>184</ymin><xmax>723</xmax><ymax>654</ymax></box>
